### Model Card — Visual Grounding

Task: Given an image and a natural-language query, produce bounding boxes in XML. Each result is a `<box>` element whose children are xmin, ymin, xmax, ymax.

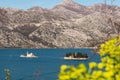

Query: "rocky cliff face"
<box><xmin>0</xmin><ymin>0</ymin><xmax>120</xmax><ymax>48</ymax></box>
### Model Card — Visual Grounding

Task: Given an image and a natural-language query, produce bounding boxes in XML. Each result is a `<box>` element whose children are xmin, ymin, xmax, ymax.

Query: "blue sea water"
<box><xmin>0</xmin><ymin>48</ymin><xmax>101</xmax><ymax>80</ymax></box>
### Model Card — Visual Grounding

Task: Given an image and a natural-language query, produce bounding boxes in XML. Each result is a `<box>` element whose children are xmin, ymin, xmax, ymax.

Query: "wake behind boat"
<box><xmin>20</xmin><ymin>52</ymin><xmax>37</xmax><ymax>58</ymax></box>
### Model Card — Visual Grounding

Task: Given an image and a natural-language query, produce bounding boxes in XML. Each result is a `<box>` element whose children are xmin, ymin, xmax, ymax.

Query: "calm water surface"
<box><xmin>0</xmin><ymin>48</ymin><xmax>101</xmax><ymax>80</ymax></box>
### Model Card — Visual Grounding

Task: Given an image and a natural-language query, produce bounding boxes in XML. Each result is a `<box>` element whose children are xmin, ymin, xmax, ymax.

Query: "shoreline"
<box><xmin>0</xmin><ymin>47</ymin><xmax>98</xmax><ymax>49</ymax></box>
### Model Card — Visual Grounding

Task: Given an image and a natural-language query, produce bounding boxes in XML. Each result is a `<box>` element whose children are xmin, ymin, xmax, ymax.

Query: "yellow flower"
<box><xmin>75</xmin><ymin>69</ymin><xmax>82</xmax><ymax>74</ymax></box>
<box><xmin>100</xmin><ymin>44</ymin><xmax>105</xmax><ymax>48</ymax></box>
<box><xmin>78</xmin><ymin>64</ymin><xmax>86</xmax><ymax>68</ymax></box>
<box><xmin>98</xmin><ymin>63</ymin><xmax>104</xmax><ymax>69</ymax></box>
<box><xmin>70</xmin><ymin>72</ymin><xmax>77</xmax><ymax>79</ymax></box>
<box><xmin>78</xmin><ymin>64</ymin><xmax>87</xmax><ymax>72</ymax></box>
<box><xmin>61</xmin><ymin>65</ymin><xmax>68</xmax><ymax>72</ymax></box>
<box><xmin>107</xmin><ymin>58</ymin><xmax>114</xmax><ymax>64</ymax></box>
<box><xmin>92</xmin><ymin>70</ymin><xmax>102</xmax><ymax>79</ymax></box>
<box><xmin>107</xmin><ymin>77</ymin><xmax>115</xmax><ymax>80</ymax></box>
<box><xmin>89</xmin><ymin>62</ymin><xmax>97</xmax><ymax>69</ymax></box>
<box><xmin>70</xmin><ymin>65</ymin><xmax>76</xmax><ymax>71</ymax></box>
<box><xmin>116</xmin><ymin>74</ymin><xmax>120</xmax><ymax>80</ymax></box>
<box><xmin>99</xmin><ymin>49</ymin><xmax>105</xmax><ymax>56</ymax></box>
<box><xmin>103</xmin><ymin>71</ymin><xmax>114</xmax><ymax>78</ymax></box>
<box><xmin>78</xmin><ymin>75</ymin><xmax>84</xmax><ymax>80</ymax></box>
<box><xmin>101</xmin><ymin>57</ymin><xmax>107</xmax><ymax>63</ymax></box>
<box><xmin>115</xmin><ymin>64</ymin><xmax>120</xmax><ymax>69</ymax></box>
<box><xmin>85</xmin><ymin>73</ymin><xmax>90</xmax><ymax>79</ymax></box>
<box><xmin>59</xmin><ymin>74</ymin><xmax>70</xmax><ymax>80</ymax></box>
<box><xmin>105</xmin><ymin>65</ymin><xmax>114</xmax><ymax>71</ymax></box>
<box><xmin>97</xmin><ymin>78</ymin><xmax>106</xmax><ymax>80</ymax></box>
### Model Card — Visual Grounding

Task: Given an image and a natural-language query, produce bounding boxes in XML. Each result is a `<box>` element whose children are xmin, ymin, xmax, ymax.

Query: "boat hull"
<box><xmin>64</xmin><ymin>57</ymin><xmax>88</xmax><ymax>60</ymax></box>
<box><xmin>20</xmin><ymin>55</ymin><xmax>37</xmax><ymax>58</ymax></box>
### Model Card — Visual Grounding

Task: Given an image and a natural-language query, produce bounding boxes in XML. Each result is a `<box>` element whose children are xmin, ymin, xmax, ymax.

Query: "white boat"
<box><xmin>20</xmin><ymin>52</ymin><xmax>37</xmax><ymax>58</ymax></box>
<box><xmin>64</xmin><ymin>52</ymin><xmax>88</xmax><ymax>60</ymax></box>
<box><xmin>64</xmin><ymin>56</ymin><xmax>88</xmax><ymax>60</ymax></box>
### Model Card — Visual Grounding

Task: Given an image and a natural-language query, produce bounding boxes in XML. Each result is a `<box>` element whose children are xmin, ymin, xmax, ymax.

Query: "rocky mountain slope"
<box><xmin>0</xmin><ymin>0</ymin><xmax>120</xmax><ymax>48</ymax></box>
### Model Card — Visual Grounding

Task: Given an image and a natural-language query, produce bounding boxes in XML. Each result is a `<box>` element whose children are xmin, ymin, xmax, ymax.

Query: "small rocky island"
<box><xmin>64</xmin><ymin>52</ymin><xmax>88</xmax><ymax>60</ymax></box>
